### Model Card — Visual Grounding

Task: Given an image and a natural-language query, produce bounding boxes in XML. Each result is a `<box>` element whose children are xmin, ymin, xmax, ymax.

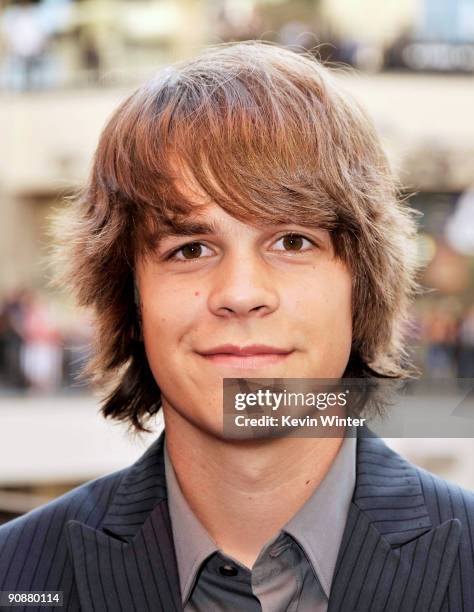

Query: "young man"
<box><xmin>0</xmin><ymin>42</ymin><xmax>473</xmax><ymax>612</ymax></box>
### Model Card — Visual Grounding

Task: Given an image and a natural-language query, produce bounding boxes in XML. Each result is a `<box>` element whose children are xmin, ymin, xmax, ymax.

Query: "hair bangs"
<box><xmin>105</xmin><ymin>53</ymin><xmax>358</xmax><ymax>257</ymax></box>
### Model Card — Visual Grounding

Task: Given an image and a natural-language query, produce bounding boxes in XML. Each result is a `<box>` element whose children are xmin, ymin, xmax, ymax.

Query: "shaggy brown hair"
<box><xmin>54</xmin><ymin>41</ymin><xmax>422</xmax><ymax>431</ymax></box>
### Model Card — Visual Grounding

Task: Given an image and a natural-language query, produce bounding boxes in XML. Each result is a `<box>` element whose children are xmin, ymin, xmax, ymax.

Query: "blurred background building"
<box><xmin>1</xmin><ymin>0</ymin><xmax>473</xmax><ymax>523</ymax></box>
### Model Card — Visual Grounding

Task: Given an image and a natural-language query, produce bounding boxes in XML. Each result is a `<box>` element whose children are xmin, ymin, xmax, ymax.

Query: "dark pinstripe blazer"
<box><xmin>0</xmin><ymin>426</ymin><xmax>473</xmax><ymax>612</ymax></box>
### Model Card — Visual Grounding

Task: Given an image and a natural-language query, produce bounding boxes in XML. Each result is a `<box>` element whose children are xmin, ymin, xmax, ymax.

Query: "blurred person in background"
<box><xmin>20</xmin><ymin>290</ymin><xmax>62</xmax><ymax>392</ymax></box>
<box><xmin>458</xmin><ymin>304</ymin><xmax>474</xmax><ymax>377</ymax></box>
<box><xmin>0</xmin><ymin>0</ymin><xmax>49</xmax><ymax>91</ymax></box>
<box><xmin>0</xmin><ymin>289</ymin><xmax>28</xmax><ymax>389</ymax></box>
<box><xmin>422</xmin><ymin>301</ymin><xmax>459</xmax><ymax>377</ymax></box>
<box><xmin>79</xmin><ymin>28</ymin><xmax>102</xmax><ymax>86</ymax></box>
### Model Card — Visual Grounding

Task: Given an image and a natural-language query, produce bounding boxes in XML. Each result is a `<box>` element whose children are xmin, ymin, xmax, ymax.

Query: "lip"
<box><xmin>198</xmin><ymin>344</ymin><xmax>293</xmax><ymax>356</ymax></box>
<box><xmin>196</xmin><ymin>345</ymin><xmax>294</xmax><ymax>369</ymax></box>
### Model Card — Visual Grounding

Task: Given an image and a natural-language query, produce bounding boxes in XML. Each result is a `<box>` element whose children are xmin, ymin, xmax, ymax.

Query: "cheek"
<box><xmin>327</xmin><ymin>272</ymin><xmax>352</xmax><ymax>328</ymax></box>
<box><xmin>296</xmin><ymin>264</ymin><xmax>352</xmax><ymax>335</ymax></box>
<box><xmin>140</xmin><ymin>282</ymin><xmax>203</xmax><ymax>349</ymax></box>
<box><xmin>325</xmin><ymin>270</ymin><xmax>353</xmax><ymax>353</ymax></box>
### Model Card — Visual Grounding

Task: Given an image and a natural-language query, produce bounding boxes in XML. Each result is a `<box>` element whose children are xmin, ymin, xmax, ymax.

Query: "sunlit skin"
<box><xmin>135</xmin><ymin>182</ymin><xmax>353</xmax><ymax>567</ymax></box>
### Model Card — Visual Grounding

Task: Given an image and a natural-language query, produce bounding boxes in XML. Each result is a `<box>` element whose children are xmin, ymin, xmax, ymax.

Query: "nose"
<box><xmin>207</xmin><ymin>251</ymin><xmax>279</xmax><ymax>318</ymax></box>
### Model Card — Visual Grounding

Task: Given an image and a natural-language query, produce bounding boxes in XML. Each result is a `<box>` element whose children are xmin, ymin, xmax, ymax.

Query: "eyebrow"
<box><xmin>161</xmin><ymin>219</ymin><xmax>219</xmax><ymax>238</ymax></box>
<box><xmin>154</xmin><ymin>219</ymin><xmax>220</xmax><ymax>248</ymax></box>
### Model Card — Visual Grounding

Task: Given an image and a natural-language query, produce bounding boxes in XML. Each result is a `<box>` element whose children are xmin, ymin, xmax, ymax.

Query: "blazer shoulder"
<box><xmin>415</xmin><ymin>463</ymin><xmax>474</xmax><ymax>526</ymax></box>
<box><xmin>0</xmin><ymin>466</ymin><xmax>128</xmax><ymax>583</ymax></box>
<box><xmin>0</xmin><ymin>466</ymin><xmax>128</xmax><ymax>541</ymax></box>
<box><xmin>361</xmin><ymin>432</ymin><xmax>474</xmax><ymax>526</ymax></box>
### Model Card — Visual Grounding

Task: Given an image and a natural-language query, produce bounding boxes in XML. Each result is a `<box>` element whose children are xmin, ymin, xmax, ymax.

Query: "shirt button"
<box><xmin>219</xmin><ymin>564</ymin><xmax>238</xmax><ymax>577</ymax></box>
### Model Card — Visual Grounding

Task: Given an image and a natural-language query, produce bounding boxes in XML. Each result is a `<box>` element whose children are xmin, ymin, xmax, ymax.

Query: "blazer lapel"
<box><xmin>66</xmin><ymin>433</ymin><xmax>183</xmax><ymax>612</ymax></box>
<box><xmin>328</xmin><ymin>428</ymin><xmax>461</xmax><ymax>612</ymax></box>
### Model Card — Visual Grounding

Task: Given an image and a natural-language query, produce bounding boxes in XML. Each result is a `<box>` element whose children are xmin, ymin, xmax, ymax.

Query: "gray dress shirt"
<box><xmin>164</xmin><ymin>431</ymin><xmax>356</xmax><ymax>612</ymax></box>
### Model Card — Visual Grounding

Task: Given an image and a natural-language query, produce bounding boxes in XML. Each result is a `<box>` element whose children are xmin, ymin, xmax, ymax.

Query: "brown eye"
<box><xmin>282</xmin><ymin>234</ymin><xmax>304</xmax><ymax>251</ymax></box>
<box><xmin>180</xmin><ymin>243</ymin><xmax>203</xmax><ymax>259</ymax></box>
<box><xmin>272</xmin><ymin>233</ymin><xmax>315</xmax><ymax>254</ymax></box>
<box><xmin>282</xmin><ymin>234</ymin><xmax>309</xmax><ymax>251</ymax></box>
<box><xmin>169</xmin><ymin>241</ymin><xmax>213</xmax><ymax>262</ymax></box>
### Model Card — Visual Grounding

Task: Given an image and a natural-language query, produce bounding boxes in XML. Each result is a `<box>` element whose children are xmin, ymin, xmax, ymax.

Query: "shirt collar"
<box><xmin>164</xmin><ymin>429</ymin><xmax>356</xmax><ymax>605</ymax></box>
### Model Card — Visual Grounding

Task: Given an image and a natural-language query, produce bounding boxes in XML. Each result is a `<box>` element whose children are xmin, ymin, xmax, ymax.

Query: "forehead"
<box><xmin>177</xmin><ymin>203</ymin><xmax>255</xmax><ymax>232</ymax></box>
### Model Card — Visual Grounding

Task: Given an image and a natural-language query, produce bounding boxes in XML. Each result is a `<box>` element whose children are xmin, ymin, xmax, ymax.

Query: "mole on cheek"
<box><xmin>194</xmin><ymin>291</ymin><xmax>200</xmax><ymax>297</ymax></box>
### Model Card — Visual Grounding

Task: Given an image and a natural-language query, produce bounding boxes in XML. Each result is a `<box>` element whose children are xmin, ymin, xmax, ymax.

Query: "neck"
<box><xmin>163</xmin><ymin>406</ymin><xmax>344</xmax><ymax>568</ymax></box>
